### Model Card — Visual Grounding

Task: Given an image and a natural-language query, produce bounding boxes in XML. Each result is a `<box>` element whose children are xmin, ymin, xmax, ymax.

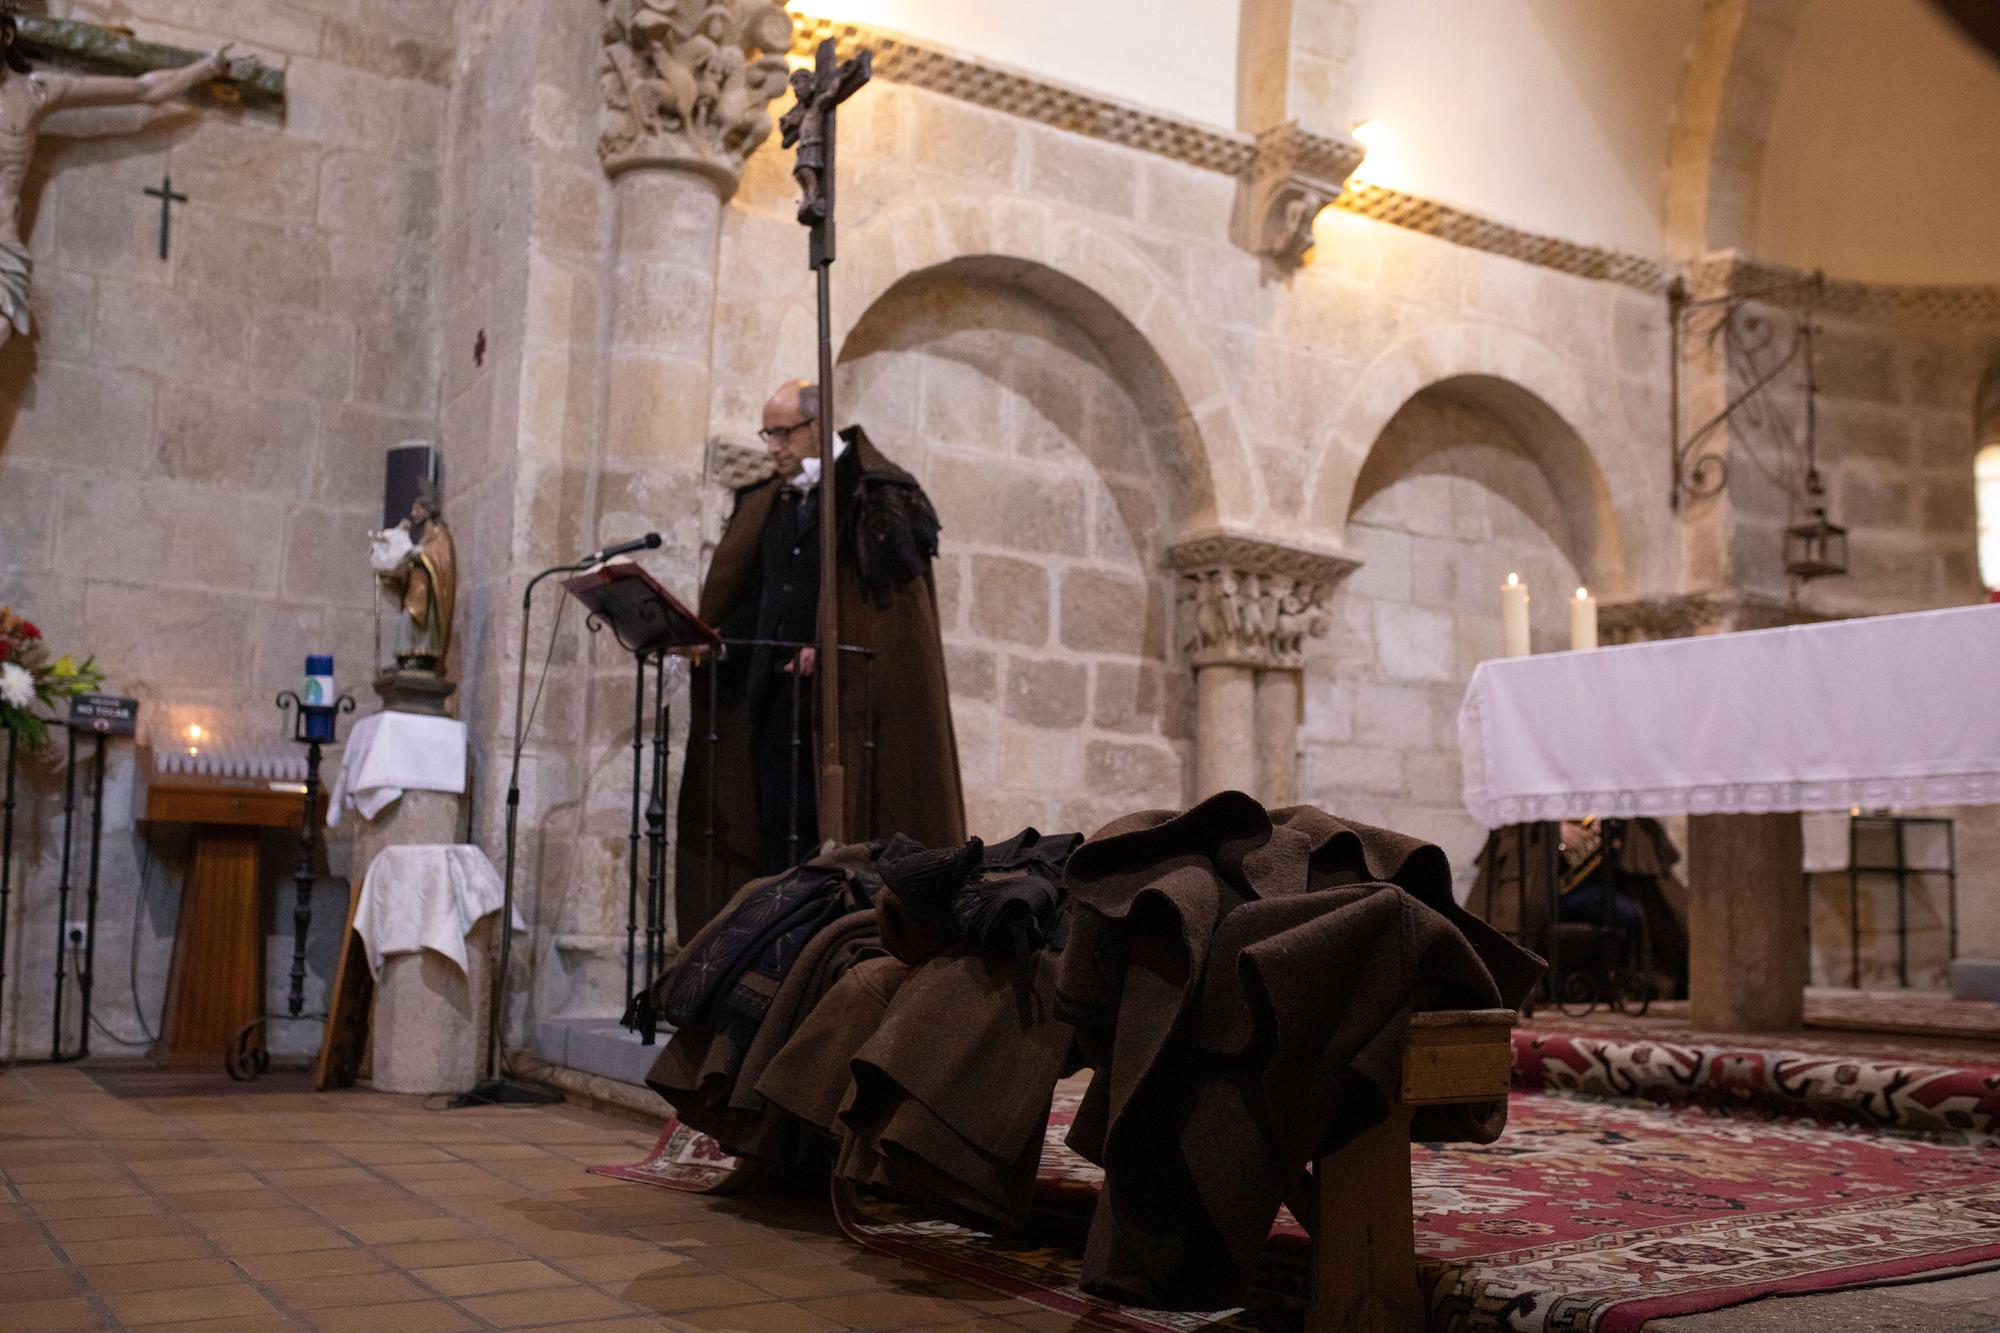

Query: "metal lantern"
<box><xmin>1785</xmin><ymin>504</ymin><xmax>1849</xmax><ymax>581</ymax></box>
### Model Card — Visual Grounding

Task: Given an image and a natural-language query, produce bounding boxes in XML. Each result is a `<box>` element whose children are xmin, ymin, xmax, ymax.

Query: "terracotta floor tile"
<box><xmin>263</xmin><ymin>1167</ymin><xmax>380</xmax><ymax>1189</ymax></box>
<box><xmin>138</xmin><ymin>1316</ymin><xmax>306</xmax><ymax>1333</ymax></box>
<box><xmin>411</xmin><ymin>1257</ymin><xmax>577</xmax><ymax>1297</ymax></box>
<box><xmin>182</xmin><ymin>1206</ymin><xmax>324</xmax><ymax>1235</ymax></box>
<box><xmin>45</xmin><ymin>1213</ymin><xmax>194</xmax><ymax>1244</ymax></box>
<box><xmin>152</xmin><ymin>1172</ymin><xmax>270</xmax><ymax>1196</ymax></box>
<box><xmin>3</xmin><ymin>1161</ymin><xmax>132</xmax><ymax>1184</ymax></box>
<box><xmin>299</xmin><ymin>1300</ymin><xmax>480</xmax><ymax>1333</ymax></box>
<box><xmin>25</xmin><ymin>1192</ymin><xmax>166</xmax><ymax>1221</ymax></box>
<box><xmin>619</xmin><ymin>1271</ymin><xmax>771</xmax><ymax>1313</ymax></box>
<box><xmin>232</xmin><ymin>1245</ymin><xmax>388</xmax><ymax>1280</ymax></box>
<box><xmin>0</xmin><ymin>1240</ymin><xmax>64</xmax><ymax>1272</ymax></box>
<box><xmin>80</xmin><ymin>1256</ymin><xmax>242</xmax><ymax>1294</ymax></box>
<box><xmin>0</xmin><ymin>1263</ymin><xmax>85</xmax><ymax>1302</ymax></box>
<box><xmin>692</xmin><ymin>1240</ymin><xmax>849</xmax><ymax>1274</ymax></box>
<box><xmin>742</xmin><ymin>1258</ymin><xmax>917</xmax><ymax>1300</ymax></box>
<box><xmin>480</xmin><ymin>1226</ymin><xmax>656</xmax><ymax>1259</ymax></box>
<box><xmin>61</xmin><ymin>1233</ymin><xmax>213</xmax><ymax>1267</ymax></box>
<box><xmin>7</xmin><ymin>1295</ymin><xmax>105</xmax><ymax>1332</ymax></box>
<box><xmin>345</xmin><ymin>1217</ymin><xmax>479</xmax><ymax>1246</ymax></box>
<box><xmin>672</xmin><ymin>1301</ymin><xmax>848</xmax><ymax>1332</ymax></box>
<box><xmin>10</xmin><ymin>1177</ymin><xmax>143</xmax><ymax>1202</ymax></box>
<box><xmin>799</xmin><ymin>1290</ymin><xmax>990</xmax><ymax>1330</ymax></box>
<box><xmin>454</xmin><ymin>1286</ymin><xmax>633</xmax><ymax>1328</ymax></box>
<box><xmin>105</xmin><ymin>1282</ymin><xmax>278</xmax><ymax>1326</ymax></box>
<box><xmin>327</xmin><ymin>1145</ymin><xmax>455</xmax><ymax>1166</ymax></box>
<box><xmin>213</xmin><ymin>1226</ymin><xmax>356</xmax><ymax>1258</ymax></box>
<box><xmin>553</xmin><ymin>1248</ymin><xmax>697</xmax><ymax>1285</ymax></box>
<box><xmin>373</xmin><ymin>1237</ymin><xmax>526</xmax><ymax>1269</ymax></box>
<box><xmin>268</xmin><ymin>1270</ymin><xmax>432</xmax><ymax>1310</ymax></box>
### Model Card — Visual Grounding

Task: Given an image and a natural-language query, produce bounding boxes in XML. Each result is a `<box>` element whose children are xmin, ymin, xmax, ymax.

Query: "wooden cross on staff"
<box><xmin>780</xmin><ymin>36</ymin><xmax>871</xmax><ymax>846</ymax></box>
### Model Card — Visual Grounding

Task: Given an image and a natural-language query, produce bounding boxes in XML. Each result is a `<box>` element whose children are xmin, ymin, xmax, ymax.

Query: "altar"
<box><xmin>1460</xmin><ymin>604</ymin><xmax>2000</xmax><ymax>1030</ymax></box>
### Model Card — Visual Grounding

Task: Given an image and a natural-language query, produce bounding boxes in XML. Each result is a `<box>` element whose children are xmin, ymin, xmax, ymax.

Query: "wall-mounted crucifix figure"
<box><xmin>0</xmin><ymin>13</ymin><xmax>241</xmax><ymax>345</ymax></box>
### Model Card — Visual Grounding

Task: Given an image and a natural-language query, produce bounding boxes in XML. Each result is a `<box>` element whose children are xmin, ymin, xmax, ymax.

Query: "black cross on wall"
<box><xmin>142</xmin><ymin>173</ymin><xmax>188</xmax><ymax>260</ymax></box>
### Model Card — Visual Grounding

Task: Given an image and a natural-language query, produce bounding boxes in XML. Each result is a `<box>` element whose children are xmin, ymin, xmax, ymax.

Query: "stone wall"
<box><xmin>0</xmin><ymin>0</ymin><xmax>453</xmax><ymax>1057</ymax></box>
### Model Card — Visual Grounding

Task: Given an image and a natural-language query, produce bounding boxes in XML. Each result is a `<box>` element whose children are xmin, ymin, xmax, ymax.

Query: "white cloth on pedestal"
<box><xmin>1458</xmin><ymin>604</ymin><xmax>2000</xmax><ymax>829</ymax></box>
<box><xmin>327</xmin><ymin>711</ymin><xmax>466</xmax><ymax>827</ymax></box>
<box><xmin>353</xmin><ymin>843</ymin><xmax>523</xmax><ymax>979</ymax></box>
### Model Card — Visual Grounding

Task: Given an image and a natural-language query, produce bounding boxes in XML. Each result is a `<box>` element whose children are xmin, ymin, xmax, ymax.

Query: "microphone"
<box><xmin>584</xmin><ymin>532</ymin><xmax>662</xmax><ymax>564</ymax></box>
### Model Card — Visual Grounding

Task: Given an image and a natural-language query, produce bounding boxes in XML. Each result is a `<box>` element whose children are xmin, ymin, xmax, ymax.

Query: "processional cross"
<box><xmin>779</xmin><ymin>36</ymin><xmax>871</xmax><ymax>846</ymax></box>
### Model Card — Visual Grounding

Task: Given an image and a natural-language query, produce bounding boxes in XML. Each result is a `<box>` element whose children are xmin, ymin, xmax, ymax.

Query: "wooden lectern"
<box><xmin>133</xmin><ymin>747</ymin><xmax>324</xmax><ymax>1061</ymax></box>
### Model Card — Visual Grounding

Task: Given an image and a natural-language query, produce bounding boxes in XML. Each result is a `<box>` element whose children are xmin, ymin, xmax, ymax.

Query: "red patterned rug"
<box><xmin>1512</xmin><ymin>1027</ymin><xmax>2000</xmax><ymax>1146</ymax></box>
<box><xmin>593</xmin><ymin>1086</ymin><xmax>2000</xmax><ymax>1332</ymax></box>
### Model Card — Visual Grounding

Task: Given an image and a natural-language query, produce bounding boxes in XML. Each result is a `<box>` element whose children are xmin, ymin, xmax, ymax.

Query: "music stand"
<box><xmin>564</xmin><ymin>561</ymin><xmax>718</xmax><ymax>1045</ymax></box>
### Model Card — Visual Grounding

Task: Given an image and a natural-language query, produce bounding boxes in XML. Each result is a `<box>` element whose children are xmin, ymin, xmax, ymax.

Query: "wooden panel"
<box><xmin>1403</xmin><ymin>1017</ymin><xmax>1515</xmax><ymax>1105</ymax></box>
<box><xmin>160</xmin><ymin>832</ymin><xmax>266</xmax><ymax>1060</ymax></box>
<box><xmin>1309</xmin><ymin>1104</ymin><xmax>1418</xmax><ymax>1333</ymax></box>
<box><xmin>140</xmin><ymin>784</ymin><xmax>312</xmax><ymax>830</ymax></box>
<box><xmin>1689</xmin><ymin>812</ymin><xmax>1807</xmax><ymax>1031</ymax></box>
<box><xmin>315</xmin><ymin>882</ymin><xmax>373</xmax><ymax>1092</ymax></box>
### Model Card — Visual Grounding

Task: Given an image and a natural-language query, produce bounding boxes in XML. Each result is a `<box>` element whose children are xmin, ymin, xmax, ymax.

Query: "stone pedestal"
<box><xmin>351</xmin><ymin>788</ymin><xmax>465</xmax><ymax>874</ymax></box>
<box><xmin>372</xmin><ymin>669</ymin><xmax>457</xmax><ymax>715</ymax></box>
<box><xmin>372</xmin><ymin>916</ymin><xmax>495</xmax><ymax>1095</ymax></box>
<box><xmin>1688</xmin><ymin>812</ymin><xmax>1807</xmax><ymax>1030</ymax></box>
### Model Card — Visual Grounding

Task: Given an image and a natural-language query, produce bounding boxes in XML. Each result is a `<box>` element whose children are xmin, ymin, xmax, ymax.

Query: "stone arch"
<box><xmin>1663</xmin><ymin>0</ymin><xmax>1804</xmax><ymax>259</ymax></box>
<box><xmin>1306</xmin><ymin>321</ymin><xmax>1635</xmax><ymax>594</ymax></box>
<box><xmin>758</xmin><ymin>199</ymin><xmax>1252</xmax><ymax>531</ymax></box>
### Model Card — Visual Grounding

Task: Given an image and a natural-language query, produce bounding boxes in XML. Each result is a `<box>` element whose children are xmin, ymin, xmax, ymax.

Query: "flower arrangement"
<box><xmin>0</xmin><ymin>607</ymin><xmax>103</xmax><ymax>749</ymax></box>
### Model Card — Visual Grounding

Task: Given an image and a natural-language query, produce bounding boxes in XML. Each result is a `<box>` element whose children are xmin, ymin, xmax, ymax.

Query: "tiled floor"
<box><xmin>0</xmin><ymin>1063</ymin><xmax>1078</xmax><ymax>1332</ymax></box>
<box><xmin>5</xmin><ymin>1063</ymin><xmax>1998</xmax><ymax>1332</ymax></box>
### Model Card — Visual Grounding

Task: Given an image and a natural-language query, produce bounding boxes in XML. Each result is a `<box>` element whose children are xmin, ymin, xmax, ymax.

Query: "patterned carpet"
<box><xmin>595</xmin><ymin>1083</ymin><xmax>2000</xmax><ymax>1332</ymax></box>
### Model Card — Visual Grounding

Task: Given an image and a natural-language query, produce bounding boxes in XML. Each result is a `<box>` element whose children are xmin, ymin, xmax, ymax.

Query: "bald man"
<box><xmin>674</xmin><ymin>381</ymin><xmax>966</xmax><ymax>937</ymax></box>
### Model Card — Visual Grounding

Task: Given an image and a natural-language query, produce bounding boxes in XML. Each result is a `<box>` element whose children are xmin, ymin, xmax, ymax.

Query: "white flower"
<box><xmin>0</xmin><ymin>662</ymin><xmax>32</xmax><ymax>709</ymax></box>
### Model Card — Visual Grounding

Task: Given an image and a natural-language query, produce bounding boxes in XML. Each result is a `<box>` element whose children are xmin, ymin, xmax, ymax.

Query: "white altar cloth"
<box><xmin>353</xmin><ymin>843</ymin><xmax>523</xmax><ymax>979</ymax></box>
<box><xmin>327</xmin><ymin>711</ymin><xmax>466</xmax><ymax>827</ymax></box>
<box><xmin>1459</xmin><ymin>604</ymin><xmax>2000</xmax><ymax>829</ymax></box>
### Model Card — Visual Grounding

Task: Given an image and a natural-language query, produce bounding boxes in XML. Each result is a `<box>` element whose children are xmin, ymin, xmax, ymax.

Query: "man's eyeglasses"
<box><xmin>757</xmin><ymin>417</ymin><xmax>816</xmax><ymax>443</ymax></box>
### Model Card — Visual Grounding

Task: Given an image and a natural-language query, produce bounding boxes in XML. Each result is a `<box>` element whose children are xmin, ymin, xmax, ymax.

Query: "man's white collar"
<box><xmin>789</xmin><ymin>433</ymin><xmax>849</xmax><ymax>489</ymax></box>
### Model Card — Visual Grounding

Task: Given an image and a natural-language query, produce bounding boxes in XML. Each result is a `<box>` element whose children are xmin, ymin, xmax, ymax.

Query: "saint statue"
<box><xmin>370</xmin><ymin>479</ymin><xmax>457</xmax><ymax>675</ymax></box>
<box><xmin>0</xmin><ymin>15</ymin><xmax>241</xmax><ymax>344</ymax></box>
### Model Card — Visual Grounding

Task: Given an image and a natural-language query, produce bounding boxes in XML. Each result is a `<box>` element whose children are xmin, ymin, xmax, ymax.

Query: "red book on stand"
<box><xmin>561</xmin><ymin>560</ymin><xmax>719</xmax><ymax>656</ymax></box>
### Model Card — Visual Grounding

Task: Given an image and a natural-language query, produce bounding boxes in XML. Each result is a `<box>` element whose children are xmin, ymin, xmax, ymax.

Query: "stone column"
<box><xmin>1254</xmin><ymin>670</ymin><xmax>1302</xmax><ymax>806</ymax></box>
<box><xmin>596</xmin><ymin>0</ymin><xmax>796</xmax><ymax>481</ymax></box>
<box><xmin>1169</xmin><ymin>532</ymin><xmax>1359</xmax><ymax>806</ymax></box>
<box><xmin>1195</xmin><ymin>663</ymin><xmax>1258</xmax><ymax>798</ymax></box>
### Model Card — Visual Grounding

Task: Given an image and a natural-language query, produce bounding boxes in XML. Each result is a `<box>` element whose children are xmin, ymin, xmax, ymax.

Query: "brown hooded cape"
<box><xmin>673</xmin><ymin>426</ymin><xmax>965</xmax><ymax>942</ymax></box>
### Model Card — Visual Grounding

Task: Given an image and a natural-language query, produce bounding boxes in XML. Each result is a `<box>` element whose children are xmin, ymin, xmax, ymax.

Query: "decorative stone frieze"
<box><xmin>1233</xmin><ymin>121</ymin><xmax>1364</xmax><ymax>270</ymax></box>
<box><xmin>1167</xmin><ymin>531</ymin><xmax>1362</xmax><ymax>670</ymax></box>
<box><xmin>1689</xmin><ymin>251</ymin><xmax>2000</xmax><ymax>325</ymax></box>
<box><xmin>598</xmin><ymin>0</ymin><xmax>796</xmax><ymax>189</ymax></box>
<box><xmin>1331</xmin><ymin>183</ymin><xmax>1676</xmax><ymax>294</ymax></box>
<box><xmin>788</xmin><ymin>15</ymin><xmax>1256</xmax><ymax>175</ymax></box>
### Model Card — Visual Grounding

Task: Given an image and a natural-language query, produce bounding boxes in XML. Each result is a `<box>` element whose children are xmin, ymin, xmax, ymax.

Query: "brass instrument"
<box><xmin>1558</xmin><ymin>816</ymin><xmax>1603</xmax><ymax>893</ymax></box>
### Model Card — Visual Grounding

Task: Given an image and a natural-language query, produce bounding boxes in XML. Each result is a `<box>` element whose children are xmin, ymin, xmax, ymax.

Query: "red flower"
<box><xmin>19</xmin><ymin>622</ymin><xmax>38</xmax><ymax>640</ymax></box>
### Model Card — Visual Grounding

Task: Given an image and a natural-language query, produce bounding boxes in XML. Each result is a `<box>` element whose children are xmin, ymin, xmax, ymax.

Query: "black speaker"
<box><xmin>384</xmin><ymin>441</ymin><xmax>440</xmax><ymax>528</ymax></box>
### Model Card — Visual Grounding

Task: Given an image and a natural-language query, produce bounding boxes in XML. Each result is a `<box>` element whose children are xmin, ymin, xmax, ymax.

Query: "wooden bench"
<box><xmin>1308</xmin><ymin>1008</ymin><xmax>1518</xmax><ymax>1332</ymax></box>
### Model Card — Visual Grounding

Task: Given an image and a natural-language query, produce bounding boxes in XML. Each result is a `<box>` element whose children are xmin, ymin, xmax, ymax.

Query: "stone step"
<box><xmin>530</xmin><ymin>1015</ymin><xmax>674</xmax><ymax>1088</ymax></box>
<box><xmin>1951</xmin><ymin>958</ymin><xmax>2000</xmax><ymax>1003</ymax></box>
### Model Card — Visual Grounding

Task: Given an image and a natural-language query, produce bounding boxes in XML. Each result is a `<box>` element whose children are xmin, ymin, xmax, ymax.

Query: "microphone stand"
<box><xmin>452</xmin><ymin>557</ymin><xmax>594</xmax><ymax>1108</ymax></box>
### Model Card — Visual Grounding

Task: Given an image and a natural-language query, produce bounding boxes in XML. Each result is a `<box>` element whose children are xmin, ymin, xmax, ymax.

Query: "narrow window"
<box><xmin>1978</xmin><ymin>442</ymin><xmax>2000</xmax><ymax>593</ymax></box>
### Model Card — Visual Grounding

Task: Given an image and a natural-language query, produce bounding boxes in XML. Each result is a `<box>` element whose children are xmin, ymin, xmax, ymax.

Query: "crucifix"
<box><xmin>142</xmin><ymin>173</ymin><xmax>186</xmax><ymax>260</ymax></box>
<box><xmin>780</xmin><ymin>35</ymin><xmax>871</xmax><ymax>846</ymax></box>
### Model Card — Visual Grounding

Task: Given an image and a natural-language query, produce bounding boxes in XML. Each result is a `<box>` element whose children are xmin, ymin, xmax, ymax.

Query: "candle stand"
<box><xmin>224</xmin><ymin>689</ymin><xmax>354</xmax><ymax>1081</ymax></box>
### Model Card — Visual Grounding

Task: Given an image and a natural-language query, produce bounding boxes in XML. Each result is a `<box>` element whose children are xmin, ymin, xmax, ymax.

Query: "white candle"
<box><xmin>1501</xmin><ymin>573</ymin><xmax>1531</xmax><ymax>657</ymax></box>
<box><xmin>1570</xmin><ymin>585</ymin><xmax>1598</xmax><ymax>651</ymax></box>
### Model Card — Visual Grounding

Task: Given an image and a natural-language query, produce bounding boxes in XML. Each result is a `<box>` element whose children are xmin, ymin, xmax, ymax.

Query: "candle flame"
<box><xmin>187</xmin><ymin>724</ymin><xmax>204</xmax><ymax>741</ymax></box>
<box><xmin>1576</xmin><ymin>586</ymin><xmax>1589</xmax><ymax>600</ymax></box>
<box><xmin>1506</xmin><ymin>572</ymin><xmax>1519</xmax><ymax>587</ymax></box>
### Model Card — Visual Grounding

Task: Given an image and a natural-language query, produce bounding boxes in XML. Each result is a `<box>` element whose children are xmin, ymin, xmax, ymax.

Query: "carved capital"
<box><xmin>1231</xmin><ymin>121</ymin><xmax>1363</xmax><ymax>270</ymax></box>
<box><xmin>598</xmin><ymin>0</ymin><xmax>796</xmax><ymax>191</ymax></box>
<box><xmin>1166</xmin><ymin>530</ymin><xmax>1362</xmax><ymax>671</ymax></box>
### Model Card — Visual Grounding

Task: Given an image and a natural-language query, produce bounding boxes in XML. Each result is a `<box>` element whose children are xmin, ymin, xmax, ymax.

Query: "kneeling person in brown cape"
<box><xmin>673</xmin><ymin>379</ymin><xmax>966</xmax><ymax>942</ymax></box>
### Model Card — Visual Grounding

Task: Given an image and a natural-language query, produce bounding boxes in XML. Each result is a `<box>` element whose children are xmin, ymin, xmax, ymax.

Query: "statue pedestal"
<box><xmin>373</xmin><ymin>916</ymin><xmax>494</xmax><ymax>1096</ymax></box>
<box><xmin>374</xmin><ymin>669</ymin><xmax>456</xmax><ymax>716</ymax></box>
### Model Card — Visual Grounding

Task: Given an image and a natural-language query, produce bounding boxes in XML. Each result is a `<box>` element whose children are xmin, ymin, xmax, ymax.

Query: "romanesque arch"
<box><xmin>1663</xmin><ymin>0</ymin><xmax>1804</xmax><ymax>258</ymax></box>
<box><xmin>1306</xmin><ymin>321</ymin><xmax>1636</xmax><ymax>594</ymax></box>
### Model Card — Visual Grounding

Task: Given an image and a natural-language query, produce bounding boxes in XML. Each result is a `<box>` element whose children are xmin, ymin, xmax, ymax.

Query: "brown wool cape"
<box><xmin>673</xmin><ymin>426</ymin><xmax>966</xmax><ymax>942</ymax></box>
